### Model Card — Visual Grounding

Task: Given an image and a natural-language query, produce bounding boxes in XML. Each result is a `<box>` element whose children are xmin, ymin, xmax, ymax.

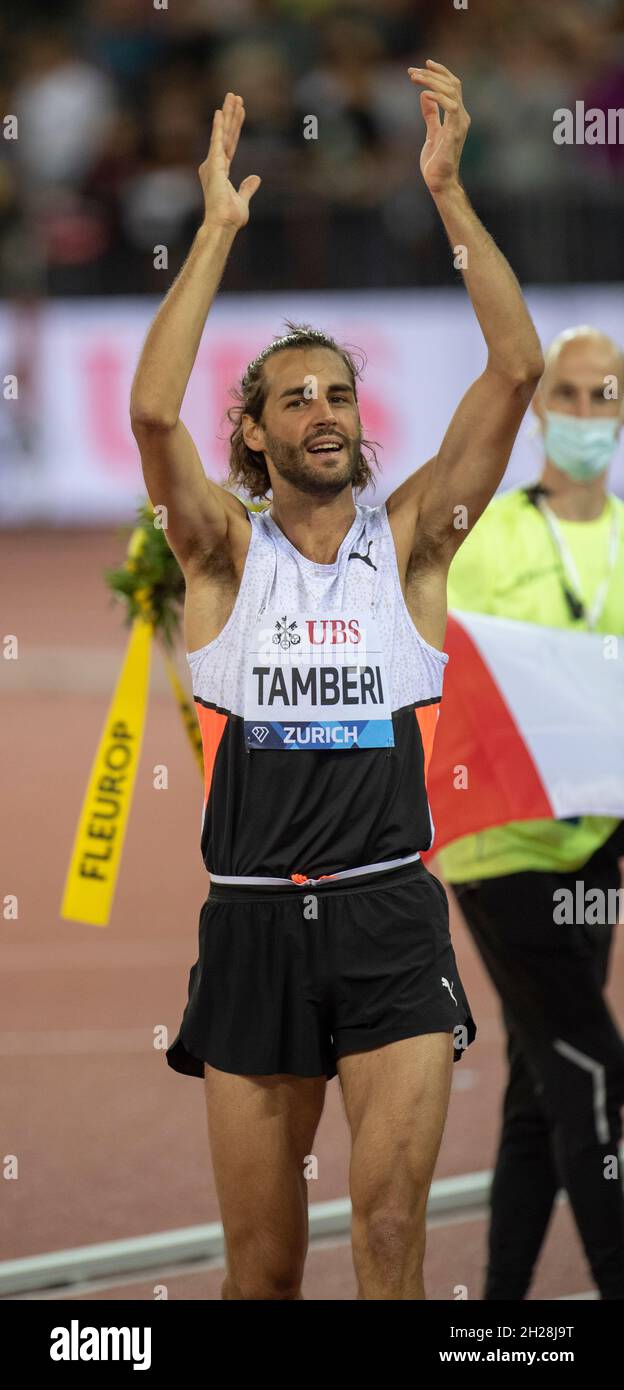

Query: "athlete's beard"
<box><xmin>263</xmin><ymin>429</ymin><xmax>361</xmax><ymax>497</ymax></box>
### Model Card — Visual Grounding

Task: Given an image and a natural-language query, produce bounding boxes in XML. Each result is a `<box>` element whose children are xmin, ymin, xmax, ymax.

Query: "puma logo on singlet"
<box><xmin>441</xmin><ymin>976</ymin><xmax>457</xmax><ymax>1006</ymax></box>
<box><xmin>348</xmin><ymin>540</ymin><xmax>377</xmax><ymax>570</ymax></box>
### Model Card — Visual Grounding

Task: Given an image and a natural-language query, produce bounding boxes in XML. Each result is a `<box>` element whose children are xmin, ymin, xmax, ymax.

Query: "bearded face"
<box><xmin>261</xmin><ymin>423</ymin><xmax>362</xmax><ymax>497</ymax></box>
<box><xmin>244</xmin><ymin>346</ymin><xmax>364</xmax><ymax>498</ymax></box>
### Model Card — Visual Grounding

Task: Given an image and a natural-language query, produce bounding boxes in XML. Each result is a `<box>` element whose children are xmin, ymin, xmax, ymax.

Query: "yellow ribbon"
<box><xmin>60</xmin><ymin>615</ymin><xmax>153</xmax><ymax>927</ymax></box>
<box><xmin>61</xmin><ymin>500</ymin><xmax>267</xmax><ymax>926</ymax></box>
<box><xmin>162</xmin><ymin>650</ymin><xmax>204</xmax><ymax>775</ymax></box>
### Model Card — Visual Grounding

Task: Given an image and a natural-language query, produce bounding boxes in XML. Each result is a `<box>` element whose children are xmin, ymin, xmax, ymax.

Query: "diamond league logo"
<box><xmin>252</xmin><ymin>725</ymin><xmax>270</xmax><ymax>743</ymax></box>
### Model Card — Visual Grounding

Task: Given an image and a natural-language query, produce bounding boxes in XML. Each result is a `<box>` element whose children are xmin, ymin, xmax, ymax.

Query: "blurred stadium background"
<box><xmin>2</xmin><ymin>0</ymin><xmax>623</xmax><ymax>1301</ymax></box>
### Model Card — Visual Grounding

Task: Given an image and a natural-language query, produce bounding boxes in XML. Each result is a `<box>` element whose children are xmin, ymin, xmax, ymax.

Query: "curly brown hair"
<box><xmin>224</xmin><ymin>320</ymin><xmax>381</xmax><ymax>501</ymax></box>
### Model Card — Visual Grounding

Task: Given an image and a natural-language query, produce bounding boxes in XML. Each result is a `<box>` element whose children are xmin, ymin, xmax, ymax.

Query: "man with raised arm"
<box><xmin>130</xmin><ymin>69</ymin><xmax>544</xmax><ymax>1301</ymax></box>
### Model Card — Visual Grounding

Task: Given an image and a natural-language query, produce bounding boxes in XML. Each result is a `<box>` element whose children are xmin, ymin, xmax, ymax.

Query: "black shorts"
<box><xmin>166</xmin><ymin>858</ymin><xmax>476</xmax><ymax>1081</ymax></box>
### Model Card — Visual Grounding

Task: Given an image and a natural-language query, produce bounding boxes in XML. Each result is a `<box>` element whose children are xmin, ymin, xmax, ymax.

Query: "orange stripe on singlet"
<box><xmin>194</xmin><ymin>703</ymin><xmax>228</xmax><ymax>806</ymax></box>
<box><xmin>414</xmin><ymin>703</ymin><xmax>440</xmax><ymax>783</ymax></box>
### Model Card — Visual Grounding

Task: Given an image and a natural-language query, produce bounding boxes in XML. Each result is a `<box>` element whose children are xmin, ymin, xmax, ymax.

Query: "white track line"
<box><xmin>10</xmin><ymin>1215</ymin><xmax>494</xmax><ymax>1300</ymax></box>
<box><xmin>1</xmin><ymin>1175</ymin><xmax>493</xmax><ymax>1295</ymax></box>
<box><xmin>3</xmin><ymin>1163</ymin><xmax>622</xmax><ymax>1297</ymax></box>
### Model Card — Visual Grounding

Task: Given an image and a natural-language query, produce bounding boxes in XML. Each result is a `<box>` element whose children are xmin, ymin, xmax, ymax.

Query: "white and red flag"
<box><xmin>426</xmin><ymin>613</ymin><xmax>624</xmax><ymax>854</ymax></box>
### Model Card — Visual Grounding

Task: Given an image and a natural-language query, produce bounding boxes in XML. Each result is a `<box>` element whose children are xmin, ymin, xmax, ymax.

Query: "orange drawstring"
<box><xmin>289</xmin><ymin>871</ymin><xmax>338</xmax><ymax>884</ymax></box>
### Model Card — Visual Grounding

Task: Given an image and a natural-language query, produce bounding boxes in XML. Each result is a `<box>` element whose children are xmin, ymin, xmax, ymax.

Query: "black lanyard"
<box><xmin>523</xmin><ymin>485</ymin><xmax>585</xmax><ymax>623</ymax></box>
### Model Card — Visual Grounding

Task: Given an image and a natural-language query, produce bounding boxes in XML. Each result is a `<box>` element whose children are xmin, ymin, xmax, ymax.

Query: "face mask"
<box><xmin>543</xmin><ymin>411</ymin><xmax>619</xmax><ymax>481</ymax></box>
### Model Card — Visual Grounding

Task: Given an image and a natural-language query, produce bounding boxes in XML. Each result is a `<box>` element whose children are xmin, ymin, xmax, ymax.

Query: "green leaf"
<box><xmin>104</xmin><ymin>495</ymin><xmax>266</xmax><ymax>648</ymax></box>
<box><xmin>104</xmin><ymin>501</ymin><xmax>184</xmax><ymax>650</ymax></box>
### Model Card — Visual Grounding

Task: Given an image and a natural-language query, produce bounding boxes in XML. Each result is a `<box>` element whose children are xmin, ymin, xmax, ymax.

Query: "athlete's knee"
<box><xmin>222</xmin><ymin>1241</ymin><xmax>305</xmax><ymax>1299</ymax></box>
<box><xmin>353</xmin><ymin>1197</ymin><xmax>426</xmax><ymax>1267</ymax></box>
<box><xmin>223</xmin><ymin>1230</ymin><xmax>305</xmax><ymax>1301</ymax></box>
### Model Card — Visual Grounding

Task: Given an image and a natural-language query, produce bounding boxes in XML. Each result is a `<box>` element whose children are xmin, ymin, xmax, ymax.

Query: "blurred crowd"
<box><xmin>1</xmin><ymin>0</ymin><xmax>624</xmax><ymax>296</ymax></box>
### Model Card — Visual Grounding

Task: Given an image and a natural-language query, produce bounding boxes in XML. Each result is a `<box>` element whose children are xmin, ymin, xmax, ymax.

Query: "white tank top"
<box><xmin>188</xmin><ymin>500</ymin><xmax>448</xmax><ymax>879</ymax></box>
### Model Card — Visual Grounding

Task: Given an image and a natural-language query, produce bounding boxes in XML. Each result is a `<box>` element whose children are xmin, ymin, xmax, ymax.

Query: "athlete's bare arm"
<box><xmin>130</xmin><ymin>94</ymin><xmax>260</xmax><ymax>577</ymax></box>
<box><xmin>386</xmin><ymin>63</ymin><xmax>544</xmax><ymax>616</ymax></box>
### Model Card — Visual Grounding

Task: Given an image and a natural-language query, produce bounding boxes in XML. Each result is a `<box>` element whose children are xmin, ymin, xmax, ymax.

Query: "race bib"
<box><xmin>244</xmin><ymin>611</ymin><xmax>395</xmax><ymax>751</ymax></box>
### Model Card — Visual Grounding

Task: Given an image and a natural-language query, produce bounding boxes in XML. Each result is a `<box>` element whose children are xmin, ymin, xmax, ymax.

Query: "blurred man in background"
<box><xmin>437</xmin><ymin>325</ymin><xmax>624</xmax><ymax>1299</ymax></box>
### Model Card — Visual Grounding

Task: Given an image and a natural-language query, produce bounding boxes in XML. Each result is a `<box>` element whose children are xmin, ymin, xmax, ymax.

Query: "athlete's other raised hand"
<box><xmin>199</xmin><ymin>92</ymin><xmax>261</xmax><ymax>231</ymax></box>
<box><xmin>386</xmin><ymin>59</ymin><xmax>542</xmax><ymax>650</ymax></box>
<box><xmin>408</xmin><ymin>60</ymin><xmax>470</xmax><ymax>196</ymax></box>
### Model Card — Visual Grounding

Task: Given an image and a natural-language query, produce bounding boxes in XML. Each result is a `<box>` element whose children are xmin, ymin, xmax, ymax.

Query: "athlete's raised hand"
<box><xmin>408</xmin><ymin>60</ymin><xmax>470</xmax><ymax>196</ymax></box>
<box><xmin>199</xmin><ymin>92</ymin><xmax>261</xmax><ymax>230</ymax></box>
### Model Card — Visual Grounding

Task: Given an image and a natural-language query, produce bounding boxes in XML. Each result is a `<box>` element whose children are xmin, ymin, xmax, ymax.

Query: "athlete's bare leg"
<box><xmin>338</xmin><ymin>1032</ymin><xmax>454</xmax><ymax>1299</ymax></box>
<box><xmin>204</xmin><ymin>1067</ymin><xmax>326</xmax><ymax>1299</ymax></box>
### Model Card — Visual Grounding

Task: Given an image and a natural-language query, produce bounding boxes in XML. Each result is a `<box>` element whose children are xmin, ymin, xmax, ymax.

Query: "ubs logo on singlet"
<box><xmin>272</xmin><ymin>617</ymin><xmax>301</xmax><ymax>651</ymax></box>
<box><xmin>244</xmin><ymin>610</ymin><xmax>394</xmax><ymax>752</ymax></box>
<box><xmin>307</xmin><ymin>617</ymin><xmax>363</xmax><ymax>646</ymax></box>
<box><xmin>265</xmin><ymin>617</ymin><xmax>361</xmax><ymax>658</ymax></box>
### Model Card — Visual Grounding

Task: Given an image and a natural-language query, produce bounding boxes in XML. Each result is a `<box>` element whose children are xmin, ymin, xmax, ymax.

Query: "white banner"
<box><xmin>1</xmin><ymin>286</ymin><xmax>623</xmax><ymax>523</ymax></box>
<box><xmin>243</xmin><ymin>610</ymin><xmax>394</xmax><ymax>751</ymax></box>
